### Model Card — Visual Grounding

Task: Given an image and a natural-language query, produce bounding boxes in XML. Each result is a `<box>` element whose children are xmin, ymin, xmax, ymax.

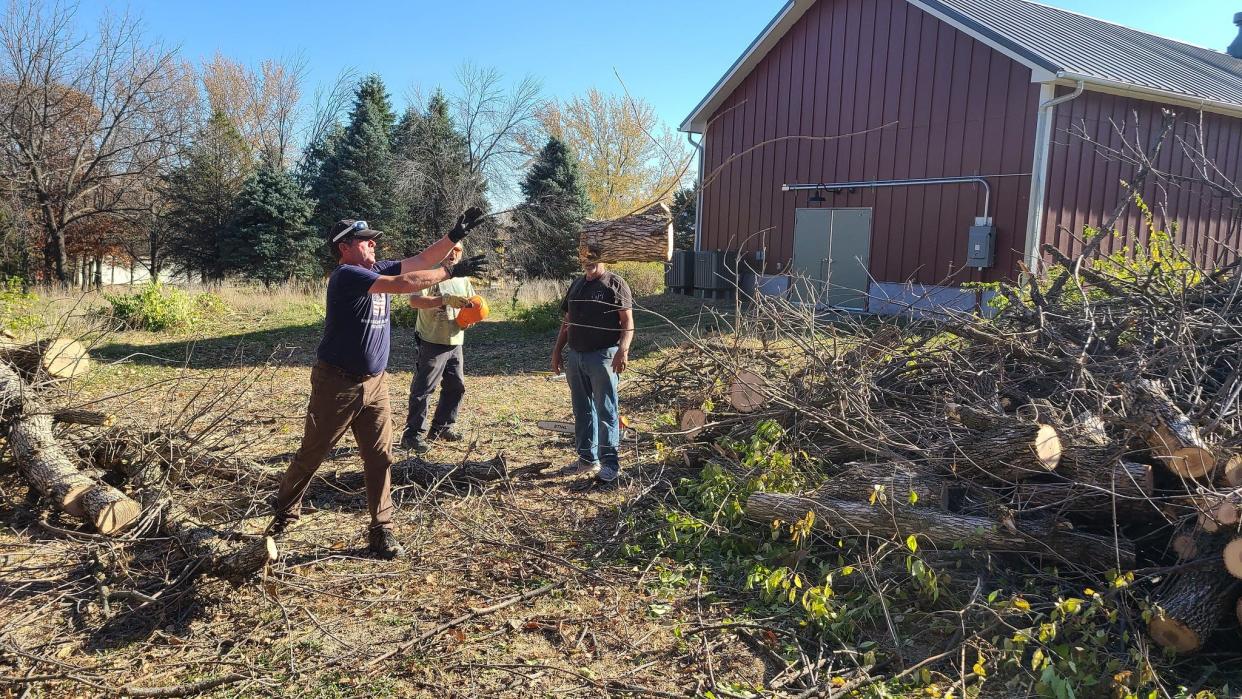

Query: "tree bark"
<box><xmin>944</xmin><ymin>420</ymin><xmax>1061</xmax><ymax>484</ymax></box>
<box><xmin>745</xmin><ymin>491</ymin><xmax>1134</xmax><ymax>569</ymax></box>
<box><xmin>165</xmin><ymin>505</ymin><xmax>276</xmax><ymax>583</ymax></box>
<box><xmin>1128</xmin><ymin>378</ymin><xmax>1216</xmax><ymax>480</ymax></box>
<box><xmin>1147</xmin><ymin>565</ymin><xmax>1240</xmax><ymax>654</ymax></box>
<box><xmin>578</xmin><ymin>202</ymin><xmax>673</xmax><ymax>264</ymax></box>
<box><xmin>393</xmin><ymin>454</ymin><xmax>509</xmax><ymax>488</ymax></box>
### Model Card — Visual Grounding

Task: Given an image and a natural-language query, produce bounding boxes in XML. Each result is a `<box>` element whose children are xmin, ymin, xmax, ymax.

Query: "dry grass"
<box><xmin>0</xmin><ymin>288</ymin><xmax>763</xmax><ymax>698</ymax></box>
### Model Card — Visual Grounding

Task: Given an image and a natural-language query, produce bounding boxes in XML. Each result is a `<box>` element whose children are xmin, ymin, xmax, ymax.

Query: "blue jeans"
<box><xmin>565</xmin><ymin>347</ymin><xmax>620</xmax><ymax>470</ymax></box>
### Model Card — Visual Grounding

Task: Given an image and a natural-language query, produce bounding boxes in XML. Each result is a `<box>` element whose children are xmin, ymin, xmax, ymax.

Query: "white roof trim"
<box><xmin>679</xmin><ymin>0</ymin><xmax>812</xmax><ymax>133</ymax></box>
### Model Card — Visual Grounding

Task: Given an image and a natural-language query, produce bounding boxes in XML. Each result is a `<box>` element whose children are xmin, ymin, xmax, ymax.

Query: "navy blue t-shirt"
<box><xmin>316</xmin><ymin>259</ymin><xmax>402</xmax><ymax>376</ymax></box>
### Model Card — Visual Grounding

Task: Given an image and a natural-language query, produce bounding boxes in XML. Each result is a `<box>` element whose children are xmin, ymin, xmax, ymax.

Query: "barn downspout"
<box><xmin>687</xmin><ymin>131</ymin><xmax>704</xmax><ymax>252</ymax></box>
<box><xmin>1023</xmin><ymin>79</ymin><xmax>1085</xmax><ymax>277</ymax></box>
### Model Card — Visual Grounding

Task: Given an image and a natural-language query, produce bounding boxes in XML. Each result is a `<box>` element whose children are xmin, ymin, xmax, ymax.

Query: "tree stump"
<box><xmin>0</xmin><ymin>338</ymin><xmax>90</xmax><ymax>381</ymax></box>
<box><xmin>728</xmin><ymin>370</ymin><xmax>765</xmax><ymax>413</ymax></box>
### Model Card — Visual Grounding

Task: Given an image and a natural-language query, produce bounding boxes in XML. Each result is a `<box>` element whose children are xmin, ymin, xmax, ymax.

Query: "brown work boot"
<box><xmin>368</xmin><ymin>528</ymin><xmax>405</xmax><ymax>560</ymax></box>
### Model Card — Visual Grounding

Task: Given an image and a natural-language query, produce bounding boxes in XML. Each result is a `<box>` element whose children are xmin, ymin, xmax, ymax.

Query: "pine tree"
<box><xmin>163</xmin><ymin>111</ymin><xmax>253</xmax><ymax>280</ymax></box>
<box><xmin>308</xmin><ymin>75</ymin><xmax>397</xmax><ymax>243</ymax></box>
<box><xmin>391</xmin><ymin>90</ymin><xmax>488</xmax><ymax>253</ymax></box>
<box><xmin>671</xmin><ymin>184</ymin><xmax>697</xmax><ymax>251</ymax></box>
<box><xmin>223</xmin><ymin>163</ymin><xmax>317</xmax><ymax>287</ymax></box>
<box><xmin>513</xmin><ymin>136</ymin><xmax>591</xmax><ymax>278</ymax></box>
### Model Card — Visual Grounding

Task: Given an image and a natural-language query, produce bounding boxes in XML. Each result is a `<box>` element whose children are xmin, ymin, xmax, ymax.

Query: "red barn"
<box><xmin>680</xmin><ymin>0</ymin><xmax>1242</xmax><ymax>311</ymax></box>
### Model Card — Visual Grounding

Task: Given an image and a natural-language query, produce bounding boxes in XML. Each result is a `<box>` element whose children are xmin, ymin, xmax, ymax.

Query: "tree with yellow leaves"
<box><xmin>537</xmin><ymin>88</ymin><xmax>690</xmax><ymax>220</ymax></box>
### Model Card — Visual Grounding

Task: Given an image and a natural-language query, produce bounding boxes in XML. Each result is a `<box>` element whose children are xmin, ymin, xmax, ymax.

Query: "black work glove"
<box><xmin>448</xmin><ymin>207</ymin><xmax>486</xmax><ymax>243</ymax></box>
<box><xmin>446</xmin><ymin>254</ymin><xmax>489</xmax><ymax>279</ymax></box>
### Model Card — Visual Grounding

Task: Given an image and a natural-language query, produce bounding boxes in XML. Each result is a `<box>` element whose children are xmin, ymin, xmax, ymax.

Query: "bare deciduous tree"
<box><xmin>200</xmin><ymin>52</ymin><xmax>306</xmax><ymax>168</ymax></box>
<box><xmin>448</xmin><ymin>62</ymin><xmax>542</xmax><ymax>205</ymax></box>
<box><xmin>0</xmin><ymin>0</ymin><xmax>195</xmax><ymax>284</ymax></box>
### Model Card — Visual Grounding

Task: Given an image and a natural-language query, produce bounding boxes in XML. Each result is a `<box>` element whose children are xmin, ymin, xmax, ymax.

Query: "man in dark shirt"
<box><xmin>551</xmin><ymin>261</ymin><xmax>634</xmax><ymax>483</ymax></box>
<box><xmin>267</xmin><ymin>210</ymin><xmax>488</xmax><ymax>559</ymax></box>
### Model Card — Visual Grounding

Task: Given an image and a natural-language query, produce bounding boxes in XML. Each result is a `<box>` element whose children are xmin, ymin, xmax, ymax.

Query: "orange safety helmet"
<box><xmin>455</xmin><ymin>295</ymin><xmax>489</xmax><ymax>329</ymax></box>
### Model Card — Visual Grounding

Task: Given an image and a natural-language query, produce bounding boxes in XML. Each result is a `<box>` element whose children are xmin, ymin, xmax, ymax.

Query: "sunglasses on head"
<box><xmin>331</xmin><ymin>220</ymin><xmax>369</xmax><ymax>243</ymax></box>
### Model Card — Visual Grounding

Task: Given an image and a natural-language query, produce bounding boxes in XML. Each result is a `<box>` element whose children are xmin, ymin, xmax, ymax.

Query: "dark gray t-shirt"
<box><xmin>316</xmin><ymin>259</ymin><xmax>401</xmax><ymax>376</ymax></box>
<box><xmin>560</xmin><ymin>272</ymin><xmax>633</xmax><ymax>352</ymax></box>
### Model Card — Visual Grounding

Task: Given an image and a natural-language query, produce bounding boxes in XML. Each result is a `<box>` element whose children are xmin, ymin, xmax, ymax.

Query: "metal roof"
<box><xmin>925</xmin><ymin>0</ymin><xmax>1242</xmax><ymax>107</ymax></box>
<box><xmin>681</xmin><ymin>0</ymin><xmax>1242</xmax><ymax>133</ymax></box>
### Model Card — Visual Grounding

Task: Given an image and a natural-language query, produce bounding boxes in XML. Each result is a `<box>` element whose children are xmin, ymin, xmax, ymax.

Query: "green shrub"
<box><xmin>611</xmin><ymin>261</ymin><xmax>665</xmax><ymax>297</ymax></box>
<box><xmin>194</xmin><ymin>292</ymin><xmax>231</xmax><ymax>317</ymax></box>
<box><xmin>0</xmin><ymin>278</ymin><xmax>42</xmax><ymax>333</ymax></box>
<box><xmin>509</xmin><ymin>300</ymin><xmax>562</xmax><ymax>334</ymax></box>
<box><xmin>391</xmin><ymin>301</ymin><xmax>418</xmax><ymax>329</ymax></box>
<box><xmin>103</xmin><ymin>283</ymin><xmax>202</xmax><ymax>331</ymax></box>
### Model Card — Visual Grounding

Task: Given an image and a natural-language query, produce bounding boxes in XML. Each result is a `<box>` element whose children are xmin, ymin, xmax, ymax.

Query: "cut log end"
<box><xmin>41</xmin><ymin>339</ymin><xmax>91</xmax><ymax>379</ymax></box>
<box><xmin>728</xmin><ymin>371</ymin><xmax>765</xmax><ymax>413</ymax></box>
<box><xmin>1224</xmin><ymin>538</ymin><xmax>1242</xmax><ymax>580</ymax></box>
<box><xmin>83</xmin><ymin>487</ymin><xmax>143</xmax><ymax>535</ymax></box>
<box><xmin>1162</xmin><ymin>446</ymin><xmax>1218</xmax><ymax>480</ymax></box>
<box><xmin>1171</xmin><ymin>533</ymin><xmax>1198</xmax><ymax>560</ymax></box>
<box><xmin>1033</xmin><ymin>424</ymin><xmax>1062</xmax><ymax>470</ymax></box>
<box><xmin>1148</xmin><ymin>615</ymin><xmax>1203</xmax><ymax>654</ymax></box>
<box><xmin>1221</xmin><ymin>455</ymin><xmax>1242</xmax><ymax>488</ymax></box>
<box><xmin>680</xmin><ymin>409</ymin><xmax>706</xmax><ymax>439</ymax></box>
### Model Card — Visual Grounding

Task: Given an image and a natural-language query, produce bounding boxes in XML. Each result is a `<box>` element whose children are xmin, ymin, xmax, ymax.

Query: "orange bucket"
<box><xmin>455</xmin><ymin>295</ymin><xmax>489</xmax><ymax>329</ymax></box>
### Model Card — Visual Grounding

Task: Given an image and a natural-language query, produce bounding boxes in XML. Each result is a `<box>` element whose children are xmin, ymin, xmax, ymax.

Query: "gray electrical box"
<box><xmin>966</xmin><ymin>224</ymin><xmax>995</xmax><ymax>268</ymax></box>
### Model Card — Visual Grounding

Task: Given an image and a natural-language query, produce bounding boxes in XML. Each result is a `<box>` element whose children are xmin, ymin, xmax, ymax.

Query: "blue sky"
<box><xmin>78</xmin><ymin>0</ymin><xmax>1239</xmax><ymax>134</ymax></box>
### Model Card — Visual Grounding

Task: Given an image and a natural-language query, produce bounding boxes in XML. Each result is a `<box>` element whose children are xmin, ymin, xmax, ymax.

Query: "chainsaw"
<box><xmin>536</xmin><ymin>415</ymin><xmax>641</xmax><ymax>441</ymax></box>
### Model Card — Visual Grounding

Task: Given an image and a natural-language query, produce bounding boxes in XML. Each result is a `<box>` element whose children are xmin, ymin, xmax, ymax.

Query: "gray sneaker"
<box><xmin>596</xmin><ymin>464</ymin><xmax>621</xmax><ymax>483</ymax></box>
<box><xmin>557</xmin><ymin>459</ymin><xmax>600</xmax><ymax>477</ymax></box>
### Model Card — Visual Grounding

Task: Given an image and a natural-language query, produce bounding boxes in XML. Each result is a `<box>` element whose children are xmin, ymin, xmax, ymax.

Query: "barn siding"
<box><xmin>1041</xmin><ymin>90</ymin><xmax>1242</xmax><ymax>268</ymax></box>
<box><xmin>699</xmin><ymin>0</ymin><xmax>1042</xmax><ymax>284</ymax></box>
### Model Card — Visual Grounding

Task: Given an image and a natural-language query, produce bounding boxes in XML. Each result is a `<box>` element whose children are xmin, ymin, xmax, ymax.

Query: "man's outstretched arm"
<box><xmin>399</xmin><ymin>207</ymin><xmax>487</xmax><ymax>274</ymax></box>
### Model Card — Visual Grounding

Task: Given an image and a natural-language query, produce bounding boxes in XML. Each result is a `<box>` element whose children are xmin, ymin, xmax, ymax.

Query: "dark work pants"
<box><xmin>404</xmin><ymin>338</ymin><xmax>465</xmax><ymax>437</ymax></box>
<box><xmin>273</xmin><ymin>363</ymin><xmax>395</xmax><ymax>531</ymax></box>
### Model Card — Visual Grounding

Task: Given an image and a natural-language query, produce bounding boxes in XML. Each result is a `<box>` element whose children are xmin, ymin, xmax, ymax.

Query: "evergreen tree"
<box><xmin>391</xmin><ymin>90</ymin><xmax>488</xmax><ymax>253</ymax></box>
<box><xmin>163</xmin><ymin>111</ymin><xmax>253</xmax><ymax>280</ymax></box>
<box><xmin>512</xmin><ymin>136</ymin><xmax>590</xmax><ymax>278</ymax></box>
<box><xmin>308</xmin><ymin>75</ymin><xmax>397</xmax><ymax>243</ymax></box>
<box><xmin>671</xmin><ymin>184</ymin><xmax>697</xmax><ymax>251</ymax></box>
<box><xmin>223</xmin><ymin>163</ymin><xmax>317</xmax><ymax>287</ymax></box>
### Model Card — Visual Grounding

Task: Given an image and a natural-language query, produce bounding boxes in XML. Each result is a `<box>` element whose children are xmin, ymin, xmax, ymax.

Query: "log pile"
<box><xmin>642</xmin><ymin>251</ymin><xmax>1242</xmax><ymax>656</ymax></box>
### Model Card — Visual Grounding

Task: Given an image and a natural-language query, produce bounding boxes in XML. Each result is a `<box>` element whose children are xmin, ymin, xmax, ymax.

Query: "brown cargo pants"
<box><xmin>272</xmin><ymin>362</ymin><xmax>395</xmax><ymax>531</ymax></box>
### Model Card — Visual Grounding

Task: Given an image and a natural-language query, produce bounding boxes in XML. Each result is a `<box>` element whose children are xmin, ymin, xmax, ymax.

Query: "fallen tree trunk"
<box><xmin>814</xmin><ymin>462</ymin><xmax>956</xmax><ymax>510</ymax></box>
<box><xmin>1148</xmin><ymin>565</ymin><xmax>1240</xmax><ymax>654</ymax></box>
<box><xmin>578</xmin><ymin>202</ymin><xmax>673</xmax><ymax>264</ymax></box>
<box><xmin>745</xmin><ymin>491</ymin><xmax>1135</xmax><ymax>569</ymax></box>
<box><xmin>2</xmin><ymin>363</ymin><xmax>141</xmax><ymax>534</ymax></box>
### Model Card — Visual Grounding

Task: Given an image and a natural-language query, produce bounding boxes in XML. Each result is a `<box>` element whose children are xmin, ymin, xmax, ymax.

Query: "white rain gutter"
<box><xmin>1023</xmin><ymin>79</ymin><xmax>1085</xmax><ymax>275</ymax></box>
<box><xmin>687</xmin><ymin>131</ymin><xmax>704</xmax><ymax>252</ymax></box>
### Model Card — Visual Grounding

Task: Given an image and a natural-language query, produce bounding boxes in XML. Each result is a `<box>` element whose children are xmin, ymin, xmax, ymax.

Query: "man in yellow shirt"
<box><xmin>400</xmin><ymin>243</ymin><xmax>476</xmax><ymax>453</ymax></box>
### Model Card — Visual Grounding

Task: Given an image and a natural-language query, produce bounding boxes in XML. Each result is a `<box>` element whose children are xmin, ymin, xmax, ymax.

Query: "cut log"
<box><xmin>51</xmin><ymin>408</ymin><xmax>116</xmax><ymax>427</ymax></box>
<box><xmin>1148</xmin><ymin>566</ymin><xmax>1240</xmax><ymax>654</ymax></box>
<box><xmin>1067</xmin><ymin>412</ymin><xmax>1111</xmax><ymax>446</ymax></box>
<box><xmin>1196</xmin><ymin>489</ymin><xmax>1242</xmax><ymax>534</ymax></box>
<box><xmin>815</xmin><ymin>462</ymin><xmax>954</xmax><ymax>510</ymax></box>
<box><xmin>1129</xmin><ymin>379</ymin><xmax>1215</xmax><ymax>480</ymax></box>
<box><xmin>1</xmin><ymin>362</ymin><xmax>141</xmax><ymax>534</ymax></box>
<box><xmin>393</xmin><ymin>453</ymin><xmax>508</xmax><ymax>488</ymax></box>
<box><xmin>946</xmin><ymin>421</ymin><xmax>1061</xmax><ymax>483</ymax></box>
<box><xmin>680</xmin><ymin>409</ymin><xmax>707</xmax><ymax>439</ymax></box>
<box><xmin>165</xmin><ymin>506</ymin><xmax>277</xmax><ymax>583</ymax></box>
<box><xmin>744</xmin><ymin>491</ymin><xmax>1134</xmax><ymax>569</ymax></box>
<box><xmin>0</xmin><ymin>338</ymin><xmax>90</xmax><ymax>381</ymax></box>
<box><xmin>1011</xmin><ymin>479</ymin><xmax>1155</xmax><ymax>521</ymax></box>
<box><xmin>1237</xmin><ymin>597</ymin><xmax>1242</xmax><ymax>627</ymax></box>
<box><xmin>578</xmin><ymin>202</ymin><xmax>673</xmax><ymax>264</ymax></box>
<box><xmin>728</xmin><ymin>370</ymin><xmax>765</xmax><ymax>413</ymax></box>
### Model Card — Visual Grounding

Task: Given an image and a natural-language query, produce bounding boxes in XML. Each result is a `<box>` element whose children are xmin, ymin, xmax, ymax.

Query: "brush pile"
<box><xmin>637</xmin><ymin>251</ymin><xmax>1242</xmax><ymax>655</ymax></box>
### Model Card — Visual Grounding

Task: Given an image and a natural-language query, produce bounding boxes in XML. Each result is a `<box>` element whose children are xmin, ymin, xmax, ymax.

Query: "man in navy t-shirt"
<box><xmin>267</xmin><ymin>211</ymin><xmax>489</xmax><ymax>559</ymax></box>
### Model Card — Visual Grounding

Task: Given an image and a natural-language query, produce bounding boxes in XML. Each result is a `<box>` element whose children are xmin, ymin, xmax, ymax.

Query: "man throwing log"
<box><xmin>266</xmin><ymin>210</ymin><xmax>488</xmax><ymax>559</ymax></box>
